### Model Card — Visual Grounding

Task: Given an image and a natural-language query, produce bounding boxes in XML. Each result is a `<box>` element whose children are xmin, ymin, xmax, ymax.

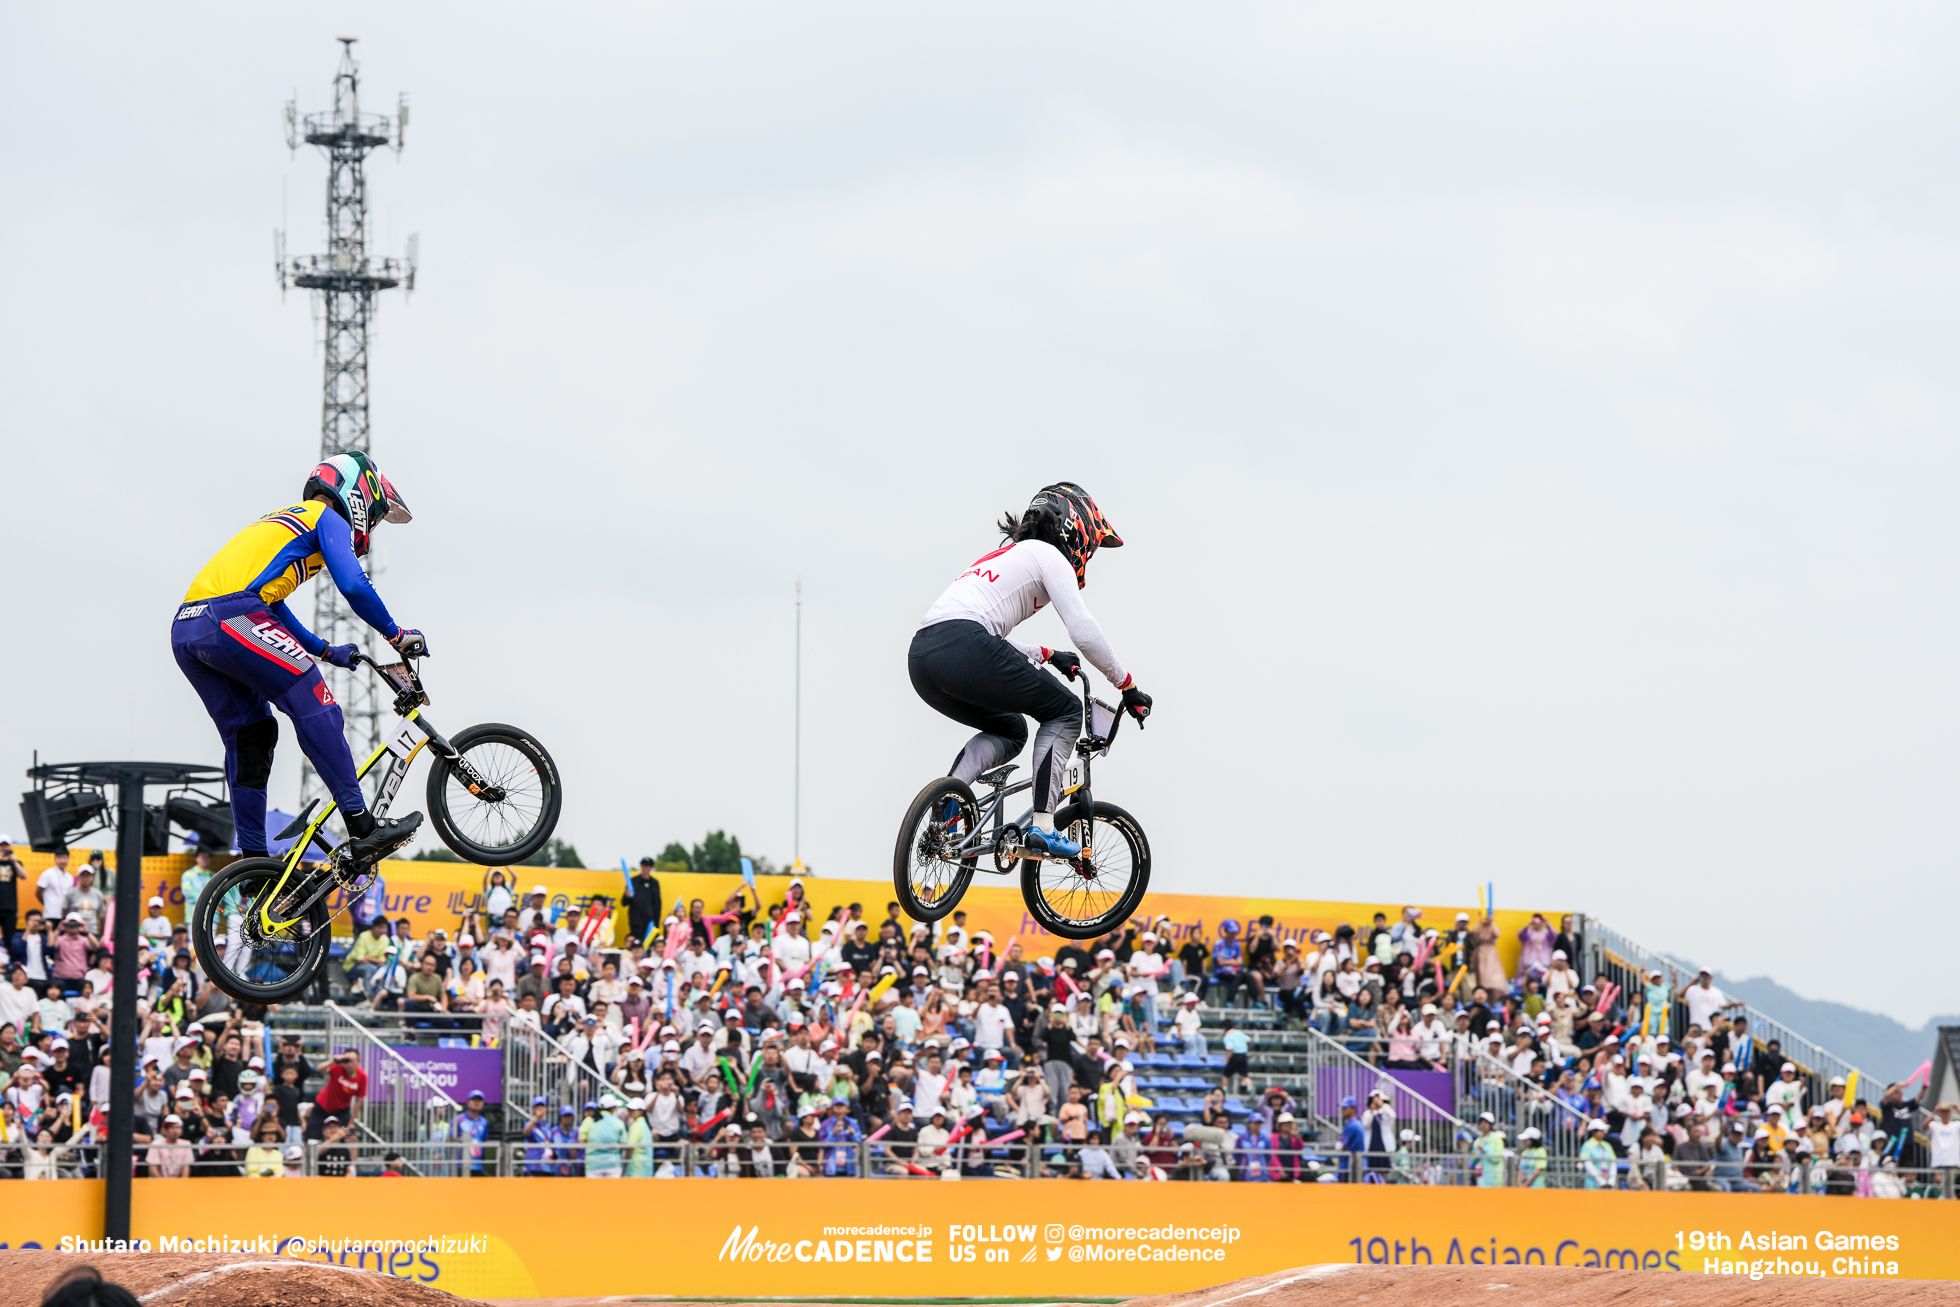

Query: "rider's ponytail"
<box><xmin>998</xmin><ymin>504</ymin><xmax>1065</xmax><ymax>553</ymax></box>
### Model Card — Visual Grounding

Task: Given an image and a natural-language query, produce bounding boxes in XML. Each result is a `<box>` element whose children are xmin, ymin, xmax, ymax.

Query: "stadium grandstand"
<box><xmin>0</xmin><ymin>841</ymin><xmax>1950</xmax><ymax>1198</ymax></box>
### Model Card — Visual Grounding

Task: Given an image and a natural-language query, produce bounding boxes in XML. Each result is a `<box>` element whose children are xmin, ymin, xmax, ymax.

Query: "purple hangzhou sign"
<box><xmin>365</xmin><ymin>1046</ymin><xmax>504</xmax><ymax>1105</ymax></box>
<box><xmin>1312</xmin><ymin>1067</ymin><xmax>1455</xmax><ymax>1123</ymax></box>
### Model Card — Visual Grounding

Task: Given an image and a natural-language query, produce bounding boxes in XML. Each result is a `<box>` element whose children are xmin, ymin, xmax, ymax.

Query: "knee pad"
<box><xmin>234</xmin><ymin>718</ymin><xmax>279</xmax><ymax>789</ymax></box>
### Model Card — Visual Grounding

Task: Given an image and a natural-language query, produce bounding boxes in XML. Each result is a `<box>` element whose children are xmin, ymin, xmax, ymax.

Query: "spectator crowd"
<box><xmin>0</xmin><ymin>839</ymin><xmax>1948</xmax><ymax>1194</ymax></box>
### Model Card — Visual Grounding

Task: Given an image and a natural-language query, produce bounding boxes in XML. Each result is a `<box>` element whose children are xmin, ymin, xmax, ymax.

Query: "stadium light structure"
<box><xmin>164</xmin><ymin>794</ymin><xmax>235</xmax><ymax>852</ymax></box>
<box><xmin>22</xmin><ymin>759</ymin><xmax>235</xmax><ymax>854</ymax></box>
<box><xmin>23</xmin><ymin>759</ymin><xmax>225</xmax><ymax>1244</ymax></box>
<box><xmin>17</xmin><ymin>785</ymin><xmax>110</xmax><ymax>853</ymax></box>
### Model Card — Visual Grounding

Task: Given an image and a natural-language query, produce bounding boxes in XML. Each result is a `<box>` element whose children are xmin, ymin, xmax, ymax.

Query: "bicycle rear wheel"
<box><xmin>191</xmin><ymin>857</ymin><xmax>333</xmax><ymax>1003</ymax></box>
<box><xmin>893</xmin><ymin>777</ymin><xmax>978</xmax><ymax>923</ymax></box>
<box><xmin>426</xmin><ymin>722</ymin><xmax>562</xmax><ymax>865</ymax></box>
<box><xmin>1019</xmin><ymin>799</ymin><xmax>1151</xmax><ymax>940</ymax></box>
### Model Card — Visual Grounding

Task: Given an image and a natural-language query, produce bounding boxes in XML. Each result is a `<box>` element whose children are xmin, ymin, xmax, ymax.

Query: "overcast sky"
<box><xmin>4</xmin><ymin>4</ymin><xmax>1957</xmax><ymax>1028</ymax></box>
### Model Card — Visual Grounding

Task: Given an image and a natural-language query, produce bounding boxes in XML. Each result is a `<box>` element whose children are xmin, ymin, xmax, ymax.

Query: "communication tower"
<box><xmin>275</xmin><ymin>37</ymin><xmax>418</xmax><ymax>812</ymax></box>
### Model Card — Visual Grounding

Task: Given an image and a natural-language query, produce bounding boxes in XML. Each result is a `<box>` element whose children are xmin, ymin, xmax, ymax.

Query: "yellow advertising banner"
<box><xmin>644</xmin><ymin>871</ymin><xmax>1560</xmax><ymax>980</ymax></box>
<box><xmin>8</xmin><ymin>849</ymin><xmax>628</xmax><ymax>945</ymax></box>
<box><xmin>0</xmin><ymin>1181</ymin><xmax>1948</xmax><ymax>1299</ymax></box>
<box><xmin>12</xmin><ymin>847</ymin><xmax>1557</xmax><ymax>976</ymax></box>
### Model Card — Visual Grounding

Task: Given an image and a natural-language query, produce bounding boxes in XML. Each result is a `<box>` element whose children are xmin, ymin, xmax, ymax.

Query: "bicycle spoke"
<box><xmin>444</xmin><ymin>741</ymin><xmax>546</xmax><ymax>852</ymax></box>
<box><xmin>210</xmin><ymin>872</ymin><xmax>314</xmax><ymax>992</ymax></box>
<box><xmin>905</xmin><ymin>795</ymin><xmax>972</xmax><ymax>910</ymax></box>
<box><xmin>1032</xmin><ymin>815</ymin><xmax>1134</xmax><ymax>928</ymax></box>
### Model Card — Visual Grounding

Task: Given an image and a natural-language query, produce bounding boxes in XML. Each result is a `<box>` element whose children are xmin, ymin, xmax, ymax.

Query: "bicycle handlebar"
<box><xmin>350</xmin><ymin>649</ymin><xmax>428</xmax><ymax>704</ymax></box>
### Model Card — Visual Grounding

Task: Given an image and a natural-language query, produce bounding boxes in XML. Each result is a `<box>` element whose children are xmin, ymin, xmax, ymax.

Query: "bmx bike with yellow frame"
<box><xmin>190</xmin><ymin>652</ymin><xmax>561</xmax><ymax>1003</ymax></box>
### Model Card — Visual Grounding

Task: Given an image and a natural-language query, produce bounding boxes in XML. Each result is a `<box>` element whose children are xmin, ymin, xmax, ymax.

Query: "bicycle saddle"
<box><xmin>977</xmin><ymin>763</ymin><xmax>1019</xmax><ymax>787</ymax></box>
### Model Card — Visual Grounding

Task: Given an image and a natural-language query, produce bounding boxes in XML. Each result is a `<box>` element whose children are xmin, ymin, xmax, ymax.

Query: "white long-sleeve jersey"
<box><xmin>916</xmin><ymin>540</ymin><xmax>1130</xmax><ymax>688</ymax></box>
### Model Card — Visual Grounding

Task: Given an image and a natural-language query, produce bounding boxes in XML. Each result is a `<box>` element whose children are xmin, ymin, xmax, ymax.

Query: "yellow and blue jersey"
<box><xmin>183</xmin><ymin>500</ymin><xmax>397</xmax><ymax>653</ymax></box>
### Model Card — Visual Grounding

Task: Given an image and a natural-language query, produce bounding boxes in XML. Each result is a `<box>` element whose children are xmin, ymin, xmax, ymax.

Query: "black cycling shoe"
<box><xmin>341</xmin><ymin>810</ymin><xmax>424</xmax><ymax>864</ymax></box>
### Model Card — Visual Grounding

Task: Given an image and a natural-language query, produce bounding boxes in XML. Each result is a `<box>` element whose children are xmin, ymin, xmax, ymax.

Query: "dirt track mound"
<box><xmin>0</xmin><ymin>1251</ymin><xmax>474</xmax><ymax>1307</ymax></box>
<box><xmin>1124</xmin><ymin>1263</ymin><xmax>1960</xmax><ymax>1307</ymax></box>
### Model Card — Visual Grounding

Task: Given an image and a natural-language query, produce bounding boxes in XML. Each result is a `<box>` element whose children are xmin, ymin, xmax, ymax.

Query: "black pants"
<box><xmin>909</xmin><ymin>621</ymin><xmax>1080</xmax><ymax>812</ymax></box>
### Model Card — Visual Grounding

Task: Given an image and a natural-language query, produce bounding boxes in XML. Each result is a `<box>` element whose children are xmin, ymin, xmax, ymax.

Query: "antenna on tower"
<box><xmin>281</xmin><ymin>38</ymin><xmax>416</xmax><ymax>815</ymax></box>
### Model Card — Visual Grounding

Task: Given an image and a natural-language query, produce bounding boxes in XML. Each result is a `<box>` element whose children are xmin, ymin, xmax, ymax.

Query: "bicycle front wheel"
<box><xmin>893</xmin><ymin>777</ymin><xmax>978</xmax><ymax>923</ymax></box>
<box><xmin>427</xmin><ymin>722</ymin><xmax>563</xmax><ymax>865</ymax></box>
<box><xmin>191</xmin><ymin>857</ymin><xmax>333</xmax><ymax>1003</ymax></box>
<box><xmin>1019</xmin><ymin>799</ymin><xmax>1151</xmax><ymax>940</ymax></box>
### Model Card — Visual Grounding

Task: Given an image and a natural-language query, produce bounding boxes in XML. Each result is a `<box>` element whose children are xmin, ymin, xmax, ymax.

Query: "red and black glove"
<box><xmin>1044</xmin><ymin>648</ymin><xmax>1082</xmax><ymax>681</ymax></box>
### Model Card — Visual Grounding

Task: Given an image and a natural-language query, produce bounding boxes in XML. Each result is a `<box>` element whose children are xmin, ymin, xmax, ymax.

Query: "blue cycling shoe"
<box><xmin>1021</xmin><ymin>826</ymin><xmax>1082</xmax><ymax>859</ymax></box>
<box><xmin>940</xmin><ymin>796</ymin><xmax>963</xmax><ymax>827</ymax></box>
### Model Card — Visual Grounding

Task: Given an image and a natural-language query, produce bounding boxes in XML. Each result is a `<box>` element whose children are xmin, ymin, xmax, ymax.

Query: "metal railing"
<box><xmin>1575</xmin><ymin>916</ymin><xmax>1872</xmax><ymax>1111</ymax></box>
<box><xmin>1455</xmin><ymin>1049</ymin><xmax>1597</xmax><ymax>1157</ymax></box>
<box><xmin>303</xmin><ymin>1139</ymin><xmax>500</xmax><ymax>1178</ymax></box>
<box><xmin>502</xmin><ymin>1017</ymin><xmax>605</xmax><ymax>1122</ymax></box>
<box><xmin>324</xmin><ymin>1001</ymin><xmax>461</xmax><ymax>1147</ymax></box>
<box><xmin>1293</xmin><ymin>1026</ymin><xmax>1472</xmax><ymax>1154</ymax></box>
<box><xmin>9</xmin><ymin>1132</ymin><xmax>1940</xmax><ymax>1193</ymax></box>
<box><xmin>0</xmin><ymin>1142</ymin><xmax>101</xmax><ymax>1179</ymax></box>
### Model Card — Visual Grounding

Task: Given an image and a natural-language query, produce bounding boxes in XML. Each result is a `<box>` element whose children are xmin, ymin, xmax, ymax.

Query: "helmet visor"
<box><xmin>376</xmin><ymin>472</ymin><xmax>413</xmax><ymax>525</ymax></box>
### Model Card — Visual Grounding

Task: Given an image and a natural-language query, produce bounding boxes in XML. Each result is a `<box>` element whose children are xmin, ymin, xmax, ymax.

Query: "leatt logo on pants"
<box><xmin>220</xmin><ymin>613</ymin><xmax>316</xmax><ymax>675</ymax></box>
<box><xmin>315</xmin><ymin>681</ymin><xmax>335</xmax><ymax>705</ymax></box>
<box><xmin>251</xmin><ymin>620</ymin><xmax>310</xmax><ymax>663</ymax></box>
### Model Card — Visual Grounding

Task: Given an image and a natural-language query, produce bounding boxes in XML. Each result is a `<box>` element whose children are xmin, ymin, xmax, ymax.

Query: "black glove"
<box><xmin>1121</xmin><ymin>685</ymin><xmax>1153</xmax><ymax>724</ymax></box>
<box><xmin>1045</xmin><ymin>648</ymin><xmax>1081</xmax><ymax>681</ymax></box>
<box><xmin>391</xmin><ymin>628</ymin><xmax>429</xmax><ymax>658</ymax></box>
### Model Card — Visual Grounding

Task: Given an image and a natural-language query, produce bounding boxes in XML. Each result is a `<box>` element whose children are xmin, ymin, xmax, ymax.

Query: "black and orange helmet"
<box><xmin>1029</xmin><ymin>482</ymin><xmax>1122</xmax><ymax>589</ymax></box>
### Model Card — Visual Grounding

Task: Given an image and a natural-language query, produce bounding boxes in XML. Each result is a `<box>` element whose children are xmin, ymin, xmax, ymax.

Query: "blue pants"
<box><xmin>171</xmin><ymin>593</ymin><xmax>366</xmax><ymax>853</ymax></box>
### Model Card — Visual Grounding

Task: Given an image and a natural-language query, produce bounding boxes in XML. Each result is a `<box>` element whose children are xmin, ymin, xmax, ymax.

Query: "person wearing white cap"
<box><xmin>1766</xmin><ymin>1060</ymin><xmax>1806</xmax><ymax>1124</ymax></box>
<box><xmin>1470</xmin><ymin>1112</ymin><xmax>1507</xmax><ymax>1187</ymax></box>
<box><xmin>1126</xmin><ymin>933</ymin><xmax>1167</xmax><ymax>1027</ymax></box>
<box><xmin>1683</xmin><ymin>1047</ymin><xmax>1722</xmax><ymax>1101</ymax></box>
<box><xmin>145</xmin><ymin>1113</ymin><xmax>195</xmax><ymax>1178</ymax></box>
<box><xmin>1410</xmin><ymin>1003</ymin><xmax>1450</xmax><ymax>1066</ymax></box>
<box><xmin>1516</xmin><ymin>1126</ymin><xmax>1549</xmax><ymax>1188</ymax></box>
<box><xmin>772</xmin><ymin>911</ymin><xmax>813</xmax><ymax>970</ymax></box>
<box><xmin>1172</xmin><ymin>991</ymin><xmax>1207</xmax><ymax>1058</ymax></box>
<box><xmin>1926</xmin><ymin>1102</ymin><xmax>1960</xmax><ymax>1174</ymax></box>
<box><xmin>677</xmin><ymin>932</ymin><xmax>717</xmax><ymax>989</ymax></box>
<box><xmin>481</xmin><ymin>929</ymin><xmax>522</xmax><ymax>993</ymax></box>
<box><xmin>139</xmin><ymin>896</ymin><xmax>175</xmax><ymax>949</ymax></box>
<box><xmin>1543</xmin><ymin>948</ymin><xmax>1577</xmax><ymax>1001</ymax></box>
<box><xmin>620</xmin><ymin>1097</ymin><xmax>655</xmax><ymax>1177</ymax></box>
<box><xmin>912</xmin><ymin>1050</ymin><xmax>949</xmax><ymax>1122</ymax></box>
<box><xmin>971</xmin><ymin>977</ymin><xmax>1017</xmax><ymax>1065</ymax></box>
<box><xmin>1580</xmin><ymin>1117</ymin><xmax>1619</xmax><ymax>1189</ymax></box>
<box><xmin>518</xmin><ymin>885</ymin><xmax>552</xmax><ymax>934</ymax></box>
<box><xmin>1681</xmin><ymin>967</ymin><xmax>1743</xmax><ymax>1032</ymax></box>
<box><xmin>1106</xmin><ymin>1110</ymin><xmax>1147</xmax><ymax>1178</ymax></box>
<box><xmin>1389</xmin><ymin>1127</ymin><xmax>1427</xmax><ymax>1184</ymax></box>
